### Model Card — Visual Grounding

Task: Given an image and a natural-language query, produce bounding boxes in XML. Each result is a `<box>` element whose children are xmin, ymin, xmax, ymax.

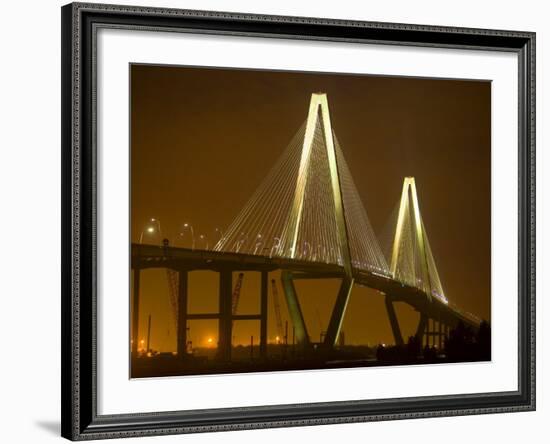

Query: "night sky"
<box><xmin>130</xmin><ymin>64</ymin><xmax>491</xmax><ymax>352</ymax></box>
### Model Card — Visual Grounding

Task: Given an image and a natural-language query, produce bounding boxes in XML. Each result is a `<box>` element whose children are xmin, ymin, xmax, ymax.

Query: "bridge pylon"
<box><xmin>279</xmin><ymin>93</ymin><xmax>355</xmax><ymax>348</ymax></box>
<box><xmin>386</xmin><ymin>177</ymin><xmax>450</xmax><ymax>348</ymax></box>
<box><xmin>389</xmin><ymin>177</ymin><xmax>446</xmax><ymax>304</ymax></box>
<box><xmin>281</xmin><ymin>93</ymin><xmax>353</xmax><ymax>277</ymax></box>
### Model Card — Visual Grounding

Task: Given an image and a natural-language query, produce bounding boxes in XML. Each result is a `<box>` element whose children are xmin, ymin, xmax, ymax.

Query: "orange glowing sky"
<box><xmin>130</xmin><ymin>64</ymin><xmax>491</xmax><ymax>352</ymax></box>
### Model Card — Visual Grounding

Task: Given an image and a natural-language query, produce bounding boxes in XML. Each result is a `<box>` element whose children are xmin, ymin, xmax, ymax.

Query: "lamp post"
<box><xmin>139</xmin><ymin>218</ymin><xmax>162</xmax><ymax>244</ymax></box>
<box><xmin>175</xmin><ymin>222</ymin><xmax>195</xmax><ymax>250</ymax></box>
<box><xmin>213</xmin><ymin>227</ymin><xmax>223</xmax><ymax>248</ymax></box>
<box><xmin>197</xmin><ymin>234</ymin><xmax>209</xmax><ymax>251</ymax></box>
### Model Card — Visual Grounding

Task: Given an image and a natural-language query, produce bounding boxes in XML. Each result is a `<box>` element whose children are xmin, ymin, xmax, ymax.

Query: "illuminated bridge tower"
<box><xmin>280</xmin><ymin>93</ymin><xmax>355</xmax><ymax>348</ymax></box>
<box><xmin>386</xmin><ymin>177</ymin><xmax>448</xmax><ymax>346</ymax></box>
<box><xmin>214</xmin><ymin>92</ymin><xmax>389</xmax><ymax>349</ymax></box>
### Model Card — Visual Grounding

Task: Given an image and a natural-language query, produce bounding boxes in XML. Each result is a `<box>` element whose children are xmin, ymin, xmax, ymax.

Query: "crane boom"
<box><xmin>167</xmin><ymin>271</ymin><xmax>244</xmax><ymax>327</ymax></box>
<box><xmin>231</xmin><ymin>273</ymin><xmax>245</xmax><ymax>315</ymax></box>
<box><xmin>166</xmin><ymin>269</ymin><xmax>179</xmax><ymax>328</ymax></box>
<box><xmin>271</xmin><ymin>279</ymin><xmax>284</xmax><ymax>340</ymax></box>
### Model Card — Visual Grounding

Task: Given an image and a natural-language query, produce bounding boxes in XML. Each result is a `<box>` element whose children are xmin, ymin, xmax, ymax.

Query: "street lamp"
<box><xmin>212</xmin><ymin>227</ymin><xmax>223</xmax><ymax>248</ymax></box>
<box><xmin>253</xmin><ymin>233</ymin><xmax>263</xmax><ymax>255</ymax></box>
<box><xmin>174</xmin><ymin>222</ymin><xmax>195</xmax><ymax>249</ymax></box>
<box><xmin>139</xmin><ymin>218</ymin><xmax>162</xmax><ymax>244</ymax></box>
<box><xmin>235</xmin><ymin>232</ymin><xmax>248</xmax><ymax>253</ymax></box>
<box><xmin>269</xmin><ymin>237</ymin><xmax>281</xmax><ymax>258</ymax></box>
<box><xmin>197</xmin><ymin>234</ymin><xmax>209</xmax><ymax>251</ymax></box>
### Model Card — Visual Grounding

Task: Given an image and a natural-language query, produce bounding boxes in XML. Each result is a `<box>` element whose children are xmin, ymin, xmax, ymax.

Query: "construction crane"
<box><xmin>271</xmin><ymin>279</ymin><xmax>284</xmax><ymax>343</ymax></box>
<box><xmin>167</xmin><ymin>271</ymin><xmax>244</xmax><ymax>326</ymax></box>
<box><xmin>166</xmin><ymin>269</ymin><xmax>179</xmax><ymax>328</ymax></box>
<box><xmin>231</xmin><ymin>273</ymin><xmax>245</xmax><ymax>316</ymax></box>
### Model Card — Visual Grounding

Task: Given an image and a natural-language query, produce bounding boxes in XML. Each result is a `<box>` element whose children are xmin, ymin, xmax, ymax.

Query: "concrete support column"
<box><xmin>422</xmin><ymin>318</ymin><xmax>430</xmax><ymax>347</ymax></box>
<box><xmin>131</xmin><ymin>268</ymin><xmax>141</xmax><ymax>356</ymax></box>
<box><xmin>260</xmin><ymin>271</ymin><xmax>268</xmax><ymax>358</ymax></box>
<box><xmin>281</xmin><ymin>271</ymin><xmax>309</xmax><ymax>346</ymax></box>
<box><xmin>218</xmin><ymin>270</ymin><xmax>233</xmax><ymax>361</ymax></box>
<box><xmin>385</xmin><ymin>295</ymin><xmax>404</xmax><ymax>346</ymax></box>
<box><xmin>324</xmin><ymin>276</ymin><xmax>354</xmax><ymax>348</ymax></box>
<box><xmin>415</xmin><ymin>313</ymin><xmax>427</xmax><ymax>346</ymax></box>
<box><xmin>177</xmin><ymin>269</ymin><xmax>188</xmax><ymax>358</ymax></box>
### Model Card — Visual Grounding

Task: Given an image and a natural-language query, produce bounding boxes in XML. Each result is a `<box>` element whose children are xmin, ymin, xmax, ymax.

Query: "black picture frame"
<box><xmin>61</xmin><ymin>2</ymin><xmax>536</xmax><ymax>440</ymax></box>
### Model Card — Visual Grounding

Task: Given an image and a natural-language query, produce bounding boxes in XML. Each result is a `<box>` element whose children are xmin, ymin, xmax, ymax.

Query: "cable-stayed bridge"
<box><xmin>131</xmin><ymin>93</ymin><xmax>481</xmax><ymax>362</ymax></box>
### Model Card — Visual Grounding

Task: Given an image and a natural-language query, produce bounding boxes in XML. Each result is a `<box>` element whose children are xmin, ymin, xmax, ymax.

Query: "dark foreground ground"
<box><xmin>131</xmin><ymin>341</ymin><xmax>490</xmax><ymax>378</ymax></box>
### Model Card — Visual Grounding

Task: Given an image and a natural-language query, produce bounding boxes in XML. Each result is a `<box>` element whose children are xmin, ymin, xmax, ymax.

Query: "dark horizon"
<box><xmin>130</xmin><ymin>63</ymin><xmax>491</xmax><ymax>353</ymax></box>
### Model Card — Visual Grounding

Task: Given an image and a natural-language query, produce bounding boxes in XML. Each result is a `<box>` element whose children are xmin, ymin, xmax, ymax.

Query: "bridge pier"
<box><xmin>179</xmin><ymin>269</ymin><xmax>270</xmax><ymax>362</ymax></box>
<box><xmin>424</xmin><ymin>318</ymin><xmax>430</xmax><ymax>347</ymax></box>
<box><xmin>421</xmin><ymin>317</ymin><xmax>447</xmax><ymax>351</ymax></box>
<box><xmin>260</xmin><ymin>270</ymin><xmax>268</xmax><ymax>359</ymax></box>
<box><xmin>415</xmin><ymin>313</ymin><xmax>427</xmax><ymax>346</ymax></box>
<box><xmin>384</xmin><ymin>295</ymin><xmax>404</xmax><ymax>346</ymax></box>
<box><xmin>218</xmin><ymin>270</ymin><xmax>233</xmax><ymax>362</ymax></box>
<box><xmin>131</xmin><ymin>268</ymin><xmax>141</xmax><ymax>356</ymax></box>
<box><xmin>429</xmin><ymin>318</ymin><xmax>440</xmax><ymax>348</ymax></box>
<box><xmin>177</xmin><ymin>269</ymin><xmax>188</xmax><ymax>358</ymax></box>
<box><xmin>281</xmin><ymin>271</ymin><xmax>309</xmax><ymax>346</ymax></box>
<box><xmin>324</xmin><ymin>276</ymin><xmax>354</xmax><ymax>348</ymax></box>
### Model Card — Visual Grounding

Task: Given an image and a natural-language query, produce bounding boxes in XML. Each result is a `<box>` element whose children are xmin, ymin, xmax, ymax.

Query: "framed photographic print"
<box><xmin>61</xmin><ymin>2</ymin><xmax>535</xmax><ymax>440</ymax></box>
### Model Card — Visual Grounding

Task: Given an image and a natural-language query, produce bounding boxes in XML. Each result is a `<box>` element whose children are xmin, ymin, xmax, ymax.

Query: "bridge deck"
<box><xmin>131</xmin><ymin>243</ymin><xmax>479</xmax><ymax>329</ymax></box>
